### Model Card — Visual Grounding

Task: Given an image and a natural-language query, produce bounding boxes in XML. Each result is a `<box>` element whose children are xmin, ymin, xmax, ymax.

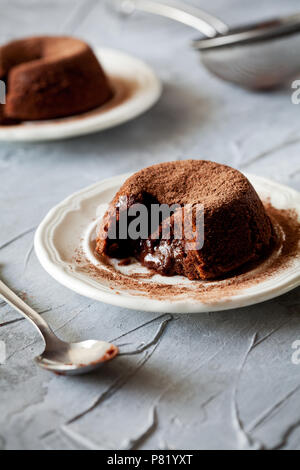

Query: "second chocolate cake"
<box><xmin>0</xmin><ymin>36</ymin><xmax>113</xmax><ymax>122</ymax></box>
<box><xmin>96</xmin><ymin>160</ymin><xmax>274</xmax><ymax>280</ymax></box>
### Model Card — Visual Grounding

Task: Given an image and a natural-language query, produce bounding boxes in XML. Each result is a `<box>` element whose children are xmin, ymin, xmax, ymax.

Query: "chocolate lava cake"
<box><xmin>96</xmin><ymin>160</ymin><xmax>274</xmax><ymax>280</ymax></box>
<box><xmin>0</xmin><ymin>36</ymin><xmax>113</xmax><ymax>122</ymax></box>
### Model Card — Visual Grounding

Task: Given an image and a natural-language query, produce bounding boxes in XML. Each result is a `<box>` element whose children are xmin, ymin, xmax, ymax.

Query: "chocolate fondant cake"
<box><xmin>96</xmin><ymin>160</ymin><xmax>274</xmax><ymax>280</ymax></box>
<box><xmin>0</xmin><ymin>36</ymin><xmax>113</xmax><ymax>121</ymax></box>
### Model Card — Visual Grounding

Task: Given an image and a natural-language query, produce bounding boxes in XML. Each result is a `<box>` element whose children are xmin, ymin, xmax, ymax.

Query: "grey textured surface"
<box><xmin>1</xmin><ymin>0</ymin><xmax>300</xmax><ymax>450</ymax></box>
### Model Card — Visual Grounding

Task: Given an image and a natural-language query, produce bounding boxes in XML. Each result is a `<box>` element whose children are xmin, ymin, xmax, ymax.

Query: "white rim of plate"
<box><xmin>34</xmin><ymin>172</ymin><xmax>300</xmax><ymax>314</ymax></box>
<box><xmin>0</xmin><ymin>47</ymin><xmax>162</xmax><ymax>142</ymax></box>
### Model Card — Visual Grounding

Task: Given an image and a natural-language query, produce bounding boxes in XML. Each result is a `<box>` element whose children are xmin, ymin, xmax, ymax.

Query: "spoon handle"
<box><xmin>117</xmin><ymin>0</ymin><xmax>228</xmax><ymax>37</ymax></box>
<box><xmin>0</xmin><ymin>279</ymin><xmax>58</xmax><ymax>346</ymax></box>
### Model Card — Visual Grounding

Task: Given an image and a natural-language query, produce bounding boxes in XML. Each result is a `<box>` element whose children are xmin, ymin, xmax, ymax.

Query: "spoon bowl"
<box><xmin>36</xmin><ymin>339</ymin><xmax>119</xmax><ymax>375</ymax></box>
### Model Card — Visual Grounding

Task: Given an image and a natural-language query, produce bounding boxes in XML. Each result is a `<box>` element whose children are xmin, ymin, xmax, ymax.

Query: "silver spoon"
<box><xmin>115</xmin><ymin>0</ymin><xmax>300</xmax><ymax>90</ymax></box>
<box><xmin>0</xmin><ymin>279</ymin><xmax>118</xmax><ymax>375</ymax></box>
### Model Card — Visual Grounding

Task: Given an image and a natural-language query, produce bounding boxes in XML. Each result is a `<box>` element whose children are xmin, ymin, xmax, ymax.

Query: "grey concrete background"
<box><xmin>0</xmin><ymin>0</ymin><xmax>300</xmax><ymax>450</ymax></box>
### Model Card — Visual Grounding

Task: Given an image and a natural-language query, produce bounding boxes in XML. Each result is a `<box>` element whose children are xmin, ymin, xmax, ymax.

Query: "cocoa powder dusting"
<box><xmin>73</xmin><ymin>203</ymin><xmax>300</xmax><ymax>305</ymax></box>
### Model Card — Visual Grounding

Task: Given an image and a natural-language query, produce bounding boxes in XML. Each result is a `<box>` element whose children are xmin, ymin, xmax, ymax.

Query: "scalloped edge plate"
<box><xmin>0</xmin><ymin>48</ymin><xmax>162</xmax><ymax>142</ymax></box>
<box><xmin>34</xmin><ymin>172</ymin><xmax>300</xmax><ymax>313</ymax></box>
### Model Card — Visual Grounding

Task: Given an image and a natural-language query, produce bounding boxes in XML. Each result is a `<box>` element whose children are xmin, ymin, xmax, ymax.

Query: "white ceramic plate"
<box><xmin>0</xmin><ymin>48</ymin><xmax>162</xmax><ymax>142</ymax></box>
<box><xmin>34</xmin><ymin>173</ymin><xmax>300</xmax><ymax>314</ymax></box>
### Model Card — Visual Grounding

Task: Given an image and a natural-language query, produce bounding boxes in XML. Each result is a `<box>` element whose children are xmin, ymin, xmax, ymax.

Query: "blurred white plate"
<box><xmin>34</xmin><ymin>173</ymin><xmax>300</xmax><ymax>314</ymax></box>
<box><xmin>0</xmin><ymin>48</ymin><xmax>162</xmax><ymax>142</ymax></box>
